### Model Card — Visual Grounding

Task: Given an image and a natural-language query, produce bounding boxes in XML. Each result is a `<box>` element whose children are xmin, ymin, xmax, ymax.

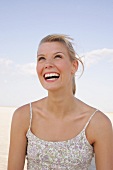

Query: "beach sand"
<box><xmin>0</xmin><ymin>106</ymin><xmax>113</xmax><ymax>170</ymax></box>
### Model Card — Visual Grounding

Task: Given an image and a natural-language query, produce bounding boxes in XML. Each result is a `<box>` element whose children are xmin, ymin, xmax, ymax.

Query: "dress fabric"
<box><xmin>26</xmin><ymin>103</ymin><xmax>98</xmax><ymax>170</ymax></box>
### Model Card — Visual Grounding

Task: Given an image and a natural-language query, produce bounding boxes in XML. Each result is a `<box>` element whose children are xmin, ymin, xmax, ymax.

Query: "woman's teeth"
<box><xmin>44</xmin><ymin>73</ymin><xmax>60</xmax><ymax>80</ymax></box>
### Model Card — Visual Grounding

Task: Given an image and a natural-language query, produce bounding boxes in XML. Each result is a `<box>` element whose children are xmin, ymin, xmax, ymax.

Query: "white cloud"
<box><xmin>81</xmin><ymin>48</ymin><xmax>113</xmax><ymax>67</ymax></box>
<box><xmin>0</xmin><ymin>57</ymin><xmax>36</xmax><ymax>77</ymax></box>
<box><xmin>16</xmin><ymin>63</ymin><xmax>36</xmax><ymax>76</ymax></box>
<box><xmin>0</xmin><ymin>58</ymin><xmax>14</xmax><ymax>75</ymax></box>
<box><xmin>0</xmin><ymin>58</ymin><xmax>13</xmax><ymax>66</ymax></box>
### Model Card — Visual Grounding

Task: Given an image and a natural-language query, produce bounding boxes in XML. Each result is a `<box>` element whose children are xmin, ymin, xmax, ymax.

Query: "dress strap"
<box><xmin>84</xmin><ymin>109</ymin><xmax>98</xmax><ymax>130</ymax></box>
<box><xmin>29</xmin><ymin>103</ymin><xmax>33</xmax><ymax>129</ymax></box>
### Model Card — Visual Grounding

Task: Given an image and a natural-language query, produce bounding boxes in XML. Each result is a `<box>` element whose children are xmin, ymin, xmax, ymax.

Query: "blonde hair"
<box><xmin>38</xmin><ymin>34</ymin><xmax>84</xmax><ymax>95</ymax></box>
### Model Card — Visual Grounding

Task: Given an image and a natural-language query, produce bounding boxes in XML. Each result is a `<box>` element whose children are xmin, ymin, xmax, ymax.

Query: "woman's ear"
<box><xmin>71</xmin><ymin>60</ymin><xmax>78</xmax><ymax>74</ymax></box>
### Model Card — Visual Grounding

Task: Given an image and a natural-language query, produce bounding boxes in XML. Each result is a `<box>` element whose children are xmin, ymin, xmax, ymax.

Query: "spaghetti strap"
<box><xmin>29</xmin><ymin>103</ymin><xmax>33</xmax><ymax>129</ymax></box>
<box><xmin>84</xmin><ymin>109</ymin><xmax>98</xmax><ymax>130</ymax></box>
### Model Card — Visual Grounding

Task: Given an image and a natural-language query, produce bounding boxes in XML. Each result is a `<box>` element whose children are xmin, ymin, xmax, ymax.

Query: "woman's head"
<box><xmin>37</xmin><ymin>34</ymin><xmax>83</xmax><ymax>95</ymax></box>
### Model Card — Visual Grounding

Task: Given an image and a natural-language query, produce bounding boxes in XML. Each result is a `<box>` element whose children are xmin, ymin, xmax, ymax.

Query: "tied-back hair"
<box><xmin>38</xmin><ymin>34</ymin><xmax>84</xmax><ymax>95</ymax></box>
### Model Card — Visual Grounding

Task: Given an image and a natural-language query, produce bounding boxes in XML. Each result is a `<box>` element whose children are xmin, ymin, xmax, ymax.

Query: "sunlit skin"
<box><xmin>36</xmin><ymin>42</ymin><xmax>78</xmax><ymax>95</ymax></box>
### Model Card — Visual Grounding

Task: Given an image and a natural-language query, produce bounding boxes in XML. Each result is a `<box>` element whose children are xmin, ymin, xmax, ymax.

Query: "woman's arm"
<box><xmin>93</xmin><ymin>112</ymin><xmax>113</xmax><ymax>170</ymax></box>
<box><xmin>8</xmin><ymin>105</ymin><xmax>29</xmax><ymax>170</ymax></box>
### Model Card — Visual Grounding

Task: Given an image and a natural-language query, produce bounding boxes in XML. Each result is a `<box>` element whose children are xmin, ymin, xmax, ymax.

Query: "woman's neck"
<box><xmin>44</xmin><ymin>90</ymin><xmax>76</xmax><ymax>118</ymax></box>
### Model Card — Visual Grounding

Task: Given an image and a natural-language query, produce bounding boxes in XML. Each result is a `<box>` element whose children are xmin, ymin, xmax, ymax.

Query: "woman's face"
<box><xmin>36</xmin><ymin>42</ymin><xmax>77</xmax><ymax>92</ymax></box>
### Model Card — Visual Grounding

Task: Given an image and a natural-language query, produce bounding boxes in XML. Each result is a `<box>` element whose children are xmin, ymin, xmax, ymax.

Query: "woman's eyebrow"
<box><xmin>54</xmin><ymin>52</ymin><xmax>65</xmax><ymax>55</ymax></box>
<box><xmin>37</xmin><ymin>54</ymin><xmax>45</xmax><ymax>57</ymax></box>
<box><xmin>37</xmin><ymin>52</ymin><xmax>64</xmax><ymax>56</ymax></box>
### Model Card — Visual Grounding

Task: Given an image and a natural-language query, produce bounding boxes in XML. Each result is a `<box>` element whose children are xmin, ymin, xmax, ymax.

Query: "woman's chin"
<box><xmin>42</xmin><ymin>84</ymin><xmax>62</xmax><ymax>92</ymax></box>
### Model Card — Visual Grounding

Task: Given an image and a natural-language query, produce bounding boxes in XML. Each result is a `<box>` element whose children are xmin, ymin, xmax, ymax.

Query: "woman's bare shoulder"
<box><xmin>12</xmin><ymin>98</ymin><xmax>46</xmax><ymax>128</ymax></box>
<box><xmin>90</xmin><ymin>110</ymin><xmax>113</xmax><ymax>140</ymax></box>
<box><xmin>76</xmin><ymin>98</ymin><xmax>112</xmax><ymax>135</ymax></box>
<box><xmin>92</xmin><ymin>110</ymin><xmax>112</xmax><ymax>128</ymax></box>
<box><xmin>76</xmin><ymin>99</ymin><xmax>111</xmax><ymax>126</ymax></box>
<box><xmin>11</xmin><ymin>103</ymin><xmax>31</xmax><ymax>132</ymax></box>
<box><xmin>13</xmin><ymin>104</ymin><xmax>30</xmax><ymax>119</ymax></box>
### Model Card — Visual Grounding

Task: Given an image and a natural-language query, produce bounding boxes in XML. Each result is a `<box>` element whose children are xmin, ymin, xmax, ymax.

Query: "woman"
<box><xmin>8</xmin><ymin>34</ymin><xmax>113</xmax><ymax>170</ymax></box>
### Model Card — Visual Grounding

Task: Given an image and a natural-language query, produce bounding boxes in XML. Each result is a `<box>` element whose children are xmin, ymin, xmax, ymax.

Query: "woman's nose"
<box><xmin>44</xmin><ymin>59</ymin><xmax>54</xmax><ymax>69</ymax></box>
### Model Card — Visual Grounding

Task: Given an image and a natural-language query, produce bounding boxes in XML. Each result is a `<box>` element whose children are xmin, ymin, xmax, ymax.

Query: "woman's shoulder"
<box><xmin>87</xmin><ymin>109</ymin><xmax>113</xmax><ymax>144</ymax></box>
<box><xmin>95</xmin><ymin>113</ymin><xmax>111</xmax><ymax>128</ymax></box>
<box><xmin>89</xmin><ymin>109</ymin><xmax>112</xmax><ymax>129</ymax></box>
<box><xmin>13</xmin><ymin>103</ymin><xmax>30</xmax><ymax>119</ymax></box>
<box><xmin>76</xmin><ymin>98</ymin><xmax>112</xmax><ymax>133</ymax></box>
<box><xmin>76</xmin><ymin>98</ymin><xmax>112</xmax><ymax>125</ymax></box>
<box><xmin>85</xmin><ymin>105</ymin><xmax>112</xmax><ymax>132</ymax></box>
<box><xmin>11</xmin><ymin>103</ymin><xmax>31</xmax><ymax>132</ymax></box>
<box><xmin>12</xmin><ymin>98</ymin><xmax>45</xmax><ymax>124</ymax></box>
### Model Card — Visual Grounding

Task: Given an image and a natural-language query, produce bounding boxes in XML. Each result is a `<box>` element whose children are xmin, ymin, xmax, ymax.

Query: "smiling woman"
<box><xmin>8</xmin><ymin>34</ymin><xmax>113</xmax><ymax>170</ymax></box>
<box><xmin>37</xmin><ymin>34</ymin><xmax>83</xmax><ymax>95</ymax></box>
<box><xmin>36</xmin><ymin>41</ymin><xmax>78</xmax><ymax>93</ymax></box>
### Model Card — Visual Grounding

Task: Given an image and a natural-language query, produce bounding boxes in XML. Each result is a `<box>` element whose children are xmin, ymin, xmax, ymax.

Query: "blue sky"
<box><xmin>0</xmin><ymin>0</ymin><xmax>113</xmax><ymax>112</ymax></box>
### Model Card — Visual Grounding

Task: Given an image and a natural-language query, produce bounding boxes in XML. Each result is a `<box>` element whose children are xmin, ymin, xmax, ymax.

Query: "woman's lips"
<box><xmin>43</xmin><ymin>72</ymin><xmax>60</xmax><ymax>81</ymax></box>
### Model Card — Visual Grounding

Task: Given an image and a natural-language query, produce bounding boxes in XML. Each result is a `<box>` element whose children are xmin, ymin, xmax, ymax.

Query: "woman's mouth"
<box><xmin>44</xmin><ymin>73</ymin><xmax>60</xmax><ymax>81</ymax></box>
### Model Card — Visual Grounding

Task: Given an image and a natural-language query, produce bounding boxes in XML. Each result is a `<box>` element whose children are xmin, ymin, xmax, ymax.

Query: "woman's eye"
<box><xmin>38</xmin><ymin>57</ymin><xmax>45</xmax><ymax>62</ymax></box>
<box><xmin>55</xmin><ymin>55</ymin><xmax>62</xmax><ymax>59</ymax></box>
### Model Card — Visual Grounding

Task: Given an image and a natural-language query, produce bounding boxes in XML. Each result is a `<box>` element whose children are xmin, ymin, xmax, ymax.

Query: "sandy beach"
<box><xmin>0</xmin><ymin>106</ymin><xmax>113</xmax><ymax>170</ymax></box>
